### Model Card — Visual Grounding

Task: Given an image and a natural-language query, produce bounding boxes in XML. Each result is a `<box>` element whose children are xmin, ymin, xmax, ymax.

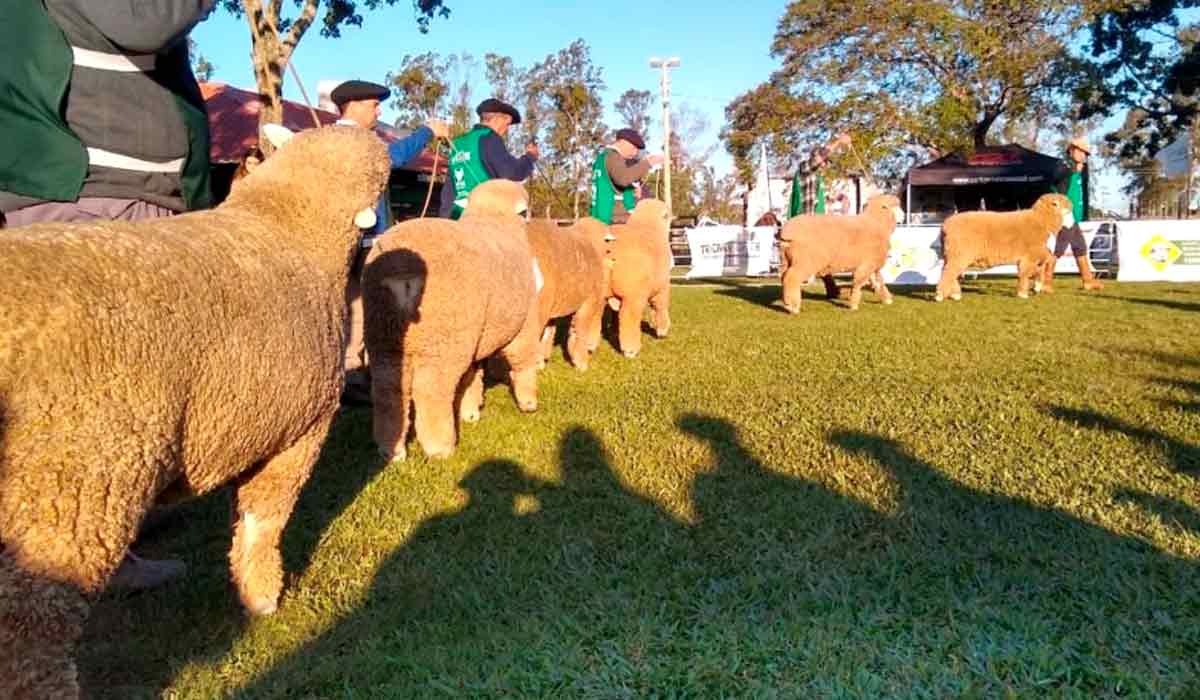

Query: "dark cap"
<box><xmin>615</xmin><ymin>128</ymin><xmax>645</xmax><ymax>150</ymax></box>
<box><xmin>330</xmin><ymin>80</ymin><xmax>390</xmax><ymax>107</ymax></box>
<box><xmin>476</xmin><ymin>98</ymin><xmax>521</xmax><ymax>124</ymax></box>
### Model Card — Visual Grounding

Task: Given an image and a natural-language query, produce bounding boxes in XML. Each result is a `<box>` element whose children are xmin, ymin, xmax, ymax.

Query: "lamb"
<box><xmin>605</xmin><ymin>198</ymin><xmax>673</xmax><ymax>358</ymax></box>
<box><xmin>362</xmin><ymin>179</ymin><xmax>542</xmax><ymax>462</ymax></box>
<box><xmin>777</xmin><ymin>194</ymin><xmax>904</xmax><ymax>312</ymax></box>
<box><xmin>0</xmin><ymin>126</ymin><xmax>391</xmax><ymax>700</ymax></box>
<box><xmin>936</xmin><ymin>193</ymin><xmax>1073</xmax><ymax>302</ymax></box>
<box><xmin>525</xmin><ymin>217</ymin><xmax>611</xmax><ymax>370</ymax></box>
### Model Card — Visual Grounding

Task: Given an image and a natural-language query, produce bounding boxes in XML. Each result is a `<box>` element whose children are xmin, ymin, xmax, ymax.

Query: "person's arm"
<box><xmin>388</xmin><ymin>126</ymin><xmax>433</xmax><ymax>169</ymax></box>
<box><xmin>480</xmin><ymin>133</ymin><xmax>537</xmax><ymax>181</ymax></box>
<box><xmin>605</xmin><ymin>151</ymin><xmax>651</xmax><ymax>188</ymax></box>
<box><xmin>65</xmin><ymin>0</ymin><xmax>215</xmax><ymax>53</ymax></box>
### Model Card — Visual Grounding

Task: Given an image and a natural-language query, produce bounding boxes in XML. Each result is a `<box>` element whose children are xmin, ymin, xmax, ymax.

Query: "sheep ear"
<box><xmin>262</xmin><ymin>123</ymin><xmax>296</xmax><ymax>150</ymax></box>
<box><xmin>354</xmin><ymin>208</ymin><xmax>377</xmax><ymax>229</ymax></box>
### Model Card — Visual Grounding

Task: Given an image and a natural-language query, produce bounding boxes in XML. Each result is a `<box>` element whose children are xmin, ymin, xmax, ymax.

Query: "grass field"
<box><xmin>79</xmin><ymin>278</ymin><xmax>1200</xmax><ymax>699</ymax></box>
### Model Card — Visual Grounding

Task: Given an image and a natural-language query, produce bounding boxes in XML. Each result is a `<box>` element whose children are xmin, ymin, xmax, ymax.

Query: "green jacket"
<box><xmin>0</xmin><ymin>0</ymin><xmax>211</xmax><ymax>212</ymax></box>
<box><xmin>590</xmin><ymin>148</ymin><xmax>637</xmax><ymax>224</ymax></box>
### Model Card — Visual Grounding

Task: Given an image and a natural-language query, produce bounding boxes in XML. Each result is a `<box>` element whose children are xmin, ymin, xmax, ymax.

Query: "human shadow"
<box><xmin>219</xmin><ymin>417</ymin><xmax>1200</xmax><ymax>697</ymax></box>
<box><xmin>1047</xmin><ymin>405</ymin><xmax>1199</xmax><ymax>477</ymax></box>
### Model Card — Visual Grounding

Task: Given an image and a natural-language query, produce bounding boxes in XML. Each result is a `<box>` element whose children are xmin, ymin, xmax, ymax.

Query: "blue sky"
<box><xmin>190</xmin><ymin>2</ymin><xmax>1141</xmax><ymax>211</ymax></box>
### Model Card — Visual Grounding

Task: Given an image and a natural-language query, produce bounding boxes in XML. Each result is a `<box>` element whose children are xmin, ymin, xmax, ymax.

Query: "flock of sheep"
<box><xmin>0</xmin><ymin>125</ymin><xmax>1080</xmax><ymax>698</ymax></box>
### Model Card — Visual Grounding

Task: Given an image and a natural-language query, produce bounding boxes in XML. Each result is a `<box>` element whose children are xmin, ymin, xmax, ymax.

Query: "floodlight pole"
<box><xmin>651</xmin><ymin>56</ymin><xmax>680</xmax><ymax>220</ymax></box>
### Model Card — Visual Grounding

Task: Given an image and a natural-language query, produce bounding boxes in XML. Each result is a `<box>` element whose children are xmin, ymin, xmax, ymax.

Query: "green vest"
<box><xmin>590</xmin><ymin>148</ymin><xmax>636</xmax><ymax>224</ymax></box>
<box><xmin>814</xmin><ymin>175</ymin><xmax>826</xmax><ymax>215</ymax></box>
<box><xmin>448</xmin><ymin>125</ymin><xmax>494</xmax><ymax>219</ymax></box>
<box><xmin>787</xmin><ymin>169</ymin><xmax>825</xmax><ymax>217</ymax></box>
<box><xmin>1067</xmin><ymin>171</ymin><xmax>1084</xmax><ymax>223</ymax></box>
<box><xmin>0</xmin><ymin>0</ymin><xmax>211</xmax><ymax>210</ymax></box>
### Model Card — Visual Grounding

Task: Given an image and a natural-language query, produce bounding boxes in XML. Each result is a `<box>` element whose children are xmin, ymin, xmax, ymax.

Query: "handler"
<box><xmin>439</xmin><ymin>97</ymin><xmax>539</xmax><ymax>219</ymax></box>
<box><xmin>1043</xmin><ymin>136</ymin><xmax>1104</xmax><ymax>292</ymax></box>
<box><xmin>590</xmin><ymin>128</ymin><xmax>663</xmax><ymax>225</ymax></box>
<box><xmin>330</xmin><ymin>79</ymin><xmax>450</xmax><ymax>405</ymax></box>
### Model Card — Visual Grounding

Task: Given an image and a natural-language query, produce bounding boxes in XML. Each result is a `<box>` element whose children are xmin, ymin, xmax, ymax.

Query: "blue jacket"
<box><xmin>370</xmin><ymin>126</ymin><xmax>433</xmax><ymax>234</ymax></box>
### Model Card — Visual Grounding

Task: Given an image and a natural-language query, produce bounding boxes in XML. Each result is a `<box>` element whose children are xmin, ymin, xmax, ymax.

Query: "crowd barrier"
<box><xmin>679</xmin><ymin>219</ymin><xmax>1200</xmax><ymax>284</ymax></box>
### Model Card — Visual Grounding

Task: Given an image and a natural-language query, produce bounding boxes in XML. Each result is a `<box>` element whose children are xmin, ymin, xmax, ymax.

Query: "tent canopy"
<box><xmin>906</xmin><ymin>143</ymin><xmax>1063</xmax><ymax>187</ymax></box>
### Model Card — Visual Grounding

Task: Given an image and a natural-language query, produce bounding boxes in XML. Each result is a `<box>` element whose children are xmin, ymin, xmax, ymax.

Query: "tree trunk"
<box><xmin>974</xmin><ymin>110</ymin><xmax>1001</xmax><ymax>150</ymax></box>
<box><xmin>243</xmin><ymin>0</ymin><xmax>317</xmax><ymax>153</ymax></box>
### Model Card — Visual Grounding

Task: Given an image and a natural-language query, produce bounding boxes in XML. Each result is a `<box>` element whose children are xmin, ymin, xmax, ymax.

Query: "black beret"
<box><xmin>476</xmin><ymin>98</ymin><xmax>521</xmax><ymax>124</ymax></box>
<box><xmin>615</xmin><ymin>128</ymin><xmax>645</xmax><ymax>150</ymax></box>
<box><xmin>330</xmin><ymin>80</ymin><xmax>390</xmax><ymax>107</ymax></box>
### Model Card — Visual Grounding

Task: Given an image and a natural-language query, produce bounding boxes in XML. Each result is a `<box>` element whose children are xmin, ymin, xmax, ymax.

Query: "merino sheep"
<box><xmin>604</xmin><ymin>199</ymin><xmax>673</xmax><ymax>358</ymax></box>
<box><xmin>777</xmin><ymin>194</ymin><xmax>904</xmax><ymax>312</ymax></box>
<box><xmin>936</xmin><ymin>193</ymin><xmax>1073</xmax><ymax>302</ymax></box>
<box><xmin>362</xmin><ymin>180</ymin><xmax>541</xmax><ymax>462</ymax></box>
<box><xmin>525</xmin><ymin>217</ymin><xmax>611</xmax><ymax>370</ymax></box>
<box><xmin>0</xmin><ymin>126</ymin><xmax>391</xmax><ymax>700</ymax></box>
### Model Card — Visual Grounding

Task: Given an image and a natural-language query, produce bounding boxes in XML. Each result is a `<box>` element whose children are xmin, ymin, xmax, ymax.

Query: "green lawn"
<box><xmin>81</xmin><ymin>279</ymin><xmax>1200</xmax><ymax>699</ymax></box>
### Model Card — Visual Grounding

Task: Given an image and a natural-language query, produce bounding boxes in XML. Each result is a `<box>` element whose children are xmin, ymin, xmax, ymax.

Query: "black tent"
<box><xmin>903</xmin><ymin>144</ymin><xmax>1066</xmax><ymax>224</ymax></box>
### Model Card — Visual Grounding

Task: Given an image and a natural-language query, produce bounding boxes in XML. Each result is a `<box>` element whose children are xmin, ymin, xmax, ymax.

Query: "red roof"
<box><xmin>199</xmin><ymin>81</ymin><xmax>443</xmax><ymax>174</ymax></box>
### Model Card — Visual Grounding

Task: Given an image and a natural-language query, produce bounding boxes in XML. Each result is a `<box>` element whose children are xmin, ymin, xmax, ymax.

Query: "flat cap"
<box><xmin>330</xmin><ymin>80</ymin><xmax>390</xmax><ymax>106</ymax></box>
<box><xmin>615</xmin><ymin>128</ymin><xmax>645</xmax><ymax>150</ymax></box>
<box><xmin>476</xmin><ymin>98</ymin><xmax>521</xmax><ymax>124</ymax></box>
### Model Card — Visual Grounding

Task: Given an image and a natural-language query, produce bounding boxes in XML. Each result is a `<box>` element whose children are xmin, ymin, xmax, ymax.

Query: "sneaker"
<box><xmin>110</xmin><ymin>552</ymin><xmax>186</xmax><ymax>591</ymax></box>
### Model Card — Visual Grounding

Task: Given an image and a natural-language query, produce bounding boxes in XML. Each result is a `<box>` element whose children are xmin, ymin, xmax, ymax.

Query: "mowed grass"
<box><xmin>79</xmin><ymin>279</ymin><xmax>1200</xmax><ymax>699</ymax></box>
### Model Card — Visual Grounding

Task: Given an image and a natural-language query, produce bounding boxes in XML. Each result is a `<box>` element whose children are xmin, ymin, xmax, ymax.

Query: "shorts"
<box><xmin>1053</xmin><ymin>223</ymin><xmax>1088</xmax><ymax>258</ymax></box>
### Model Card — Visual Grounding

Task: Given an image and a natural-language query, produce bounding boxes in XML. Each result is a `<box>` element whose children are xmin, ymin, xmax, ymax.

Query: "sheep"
<box><xmin>0</xmin><ymin>126</ymin><xmax>391</xmax><ymax>700</ymax></box>
<box><xmin>776</xmin><ymin>194</ymin><xmax>904</xmax><ymax>313</ymax></box>
<box><xmin>362</xmin><ymin>180</ymin><xmax>542</xmax><ymax>462</ymax></box>
<box><xmin>525</xmin><ymin>217</ymin><xmax>611</xmax><ymax>370</ymax></box>
<box><xmin>935</xmin><ymin>193</ymin><xmax>1073</xmax><ymax>302</ymax></box>
<box><xmin>604</xmin><ymin>199</ymin><xmax>673</xmax><ymax>358</ymax></box>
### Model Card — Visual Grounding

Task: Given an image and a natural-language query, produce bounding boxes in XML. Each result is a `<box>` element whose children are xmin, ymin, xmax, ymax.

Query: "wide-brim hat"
<box><xmin>1068</xmin><ymin>136</ymin><xmax>1091</xmax><ymax>155</ymax></box>
<box><xmin>330</xmin><ymin>80</ymin><xmax>390</xmax><ymax>107</ymax></box>
<box><xmin>476</xmin><ymin>98</ymin><xmax>522</xmax><ymax>125</ymax></box>
<box><xmin>615</xmin><ymin>128</ymin><xmax>645</xmax><ymax>150</ymax></box>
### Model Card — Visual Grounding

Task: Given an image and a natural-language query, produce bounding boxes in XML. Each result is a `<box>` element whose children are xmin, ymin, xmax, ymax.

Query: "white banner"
<box><xmin>684</xmin><ymin>225</ymin><xmax>777</xmax><ymax>278</ymax></box>
<box><xmin>1115</xmin><ymin>219</ymin><xmax>1200</xmax><ymax>282</ymax></box>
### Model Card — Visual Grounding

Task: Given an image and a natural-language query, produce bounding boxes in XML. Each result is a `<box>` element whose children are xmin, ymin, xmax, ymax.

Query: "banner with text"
<box><xmin>684</xmin><ymin>225</ymin><xmax>777</xmax><ymax>278</ymax></box>
<box><xmin>1115</xmin><ymin>219</ymin><xmax>1200</xmax><ymax>282</ymax></box>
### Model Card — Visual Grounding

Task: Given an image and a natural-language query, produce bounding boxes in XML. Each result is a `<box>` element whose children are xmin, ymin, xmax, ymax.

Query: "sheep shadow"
<box><xmin>1149</xmin><ymin>377</ymin><xmax>1200</xmax><ymax>414</ymax></box>
<box><xmin>1113</xmin><ymin>488</ymin><xmax>1200</xmax><ymax>538</ymax></box>
<box><xmin>1046</xmin><ymin>404</ymin><xmax>1199</xmax><ymax>477</ymax></box>
<box><xmin>1101</xmin><ymin>296</ymin><xmax>1200</xmax><ymax>313</ymax></box>
<box><xmin>222</xmin><ymin>416</ymin><xmax>1200</xmax><ymax>697</ymax></box>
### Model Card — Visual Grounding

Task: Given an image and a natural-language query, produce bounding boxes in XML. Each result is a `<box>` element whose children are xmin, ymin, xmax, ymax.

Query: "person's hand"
<box><xmin>428</xmin><ymin>119</ymin><xmax>450</xmax><ymax>140</ymax></box>
<box><xmin>647</xmin><ymin>153</ymin><xmax>665</xmax><ymax>167</ymax></box>
<box><xmin>525</xmin><ymin>142</ymin><xmax>540</xmax><ymax>159</ymax></box>
<box><xmin>830</xmin><ymin>132</ymin><xmax>852</xmax><ymax>150</ymax></box>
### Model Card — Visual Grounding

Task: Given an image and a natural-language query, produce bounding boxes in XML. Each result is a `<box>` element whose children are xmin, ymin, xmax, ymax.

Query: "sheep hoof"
<box><xmin>379</xmin><ymin>446</ymin><xmax>407</xmax><ymax>462</ymax></box>
<box><xmin>245</xmin><ymin>597</ymin><xmax>278</xmax><ymax>617</ymax></box>
<box><xmin>655</xmin><ymin>328</ymin><xmax>669</xmax><ymax>339</ymax></box>
<box><xmin>934</xmin><ymin>294</ymin><xmax>944</xmax><ymax>303</ymax></box>
<box><xmin>849</xmin><ymin>305</ymin><xmax>860</xmax><ymax>311</ymax></box>
<box><xmin>461</xmin><ymin>408</ymin><xmax>481</xmax><ymax>424</ymax></box>
<box><xmin>423</xmin><ymin>446</ymin><xmax>454</xmax><ymax>460</ymax></box>
<box><xmin>783</xmin><ymin>304</ymin><xmax>800</xmax><ymax>314</ymax></box>
<box><xmin>608</xmin><ymin>298</ymin><xmax>622</xmax><ymax>312</ymax></box>
<box><xmin>1017</xmin><ymin>292</ymin><xmax>1029</xmax><ymax>299</ymax></box>
<box><xmin>518</xmin><ymin>400</ymin><xmax>538</xmax><ymax>413</ymax></box>
<box><xmin>950</xmin><ymin>294</ymin><xmax>962</xmax><ymax>302</ymax></box>
<box><xmin>623</xmin><ymin>350</ymin><xmax>639</xmax><ymax>359</ymax></box>
<box><xmin>882</xmin><ymin>298</ymin><xmax>894</xmax><ymax>305</ymax></box>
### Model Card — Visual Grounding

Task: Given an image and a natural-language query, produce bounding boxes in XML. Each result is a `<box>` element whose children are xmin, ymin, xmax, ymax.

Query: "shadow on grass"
<box><xmin>1047</xmin><ymin>405</ymin><xmax>1199</xmax><ymax>477</ymax></box>
<box><xmin>213</xmin><ymin>416</ymin><xmax>1200</xmax><ymax>697</ymax></box>
<box><xmin>1102</xmin><ymin>296</ymin><xmax>1200</xmax><ymax>313</ymax></box>
<box><xmin>1150</xmin><ymin>377</ymin><xmax>1200</xmax><ymax>414</ymax></box>
<box><xmin>1114</xmin><ymin>489</ymin><xmax>1200</xmax><ymax>538</ymax></box>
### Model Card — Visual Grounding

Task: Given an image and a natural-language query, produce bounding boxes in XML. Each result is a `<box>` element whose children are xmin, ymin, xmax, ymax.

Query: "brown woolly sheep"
<box><xmin>0</xmin><ymin>126</ymin><xmax>390</xmax><ymax>700</ymax></box>
<box><xmin>362</xmin><ymin>180</ymin><xmax>541</xmax><ymax>462</ymax></box>
<box><xmin>525</xmin><ymin>217</ymin><xmax>611</xmax><ymax>370</ymax></box>
<box><xmin>605</xmin><ymin>199</ymin><xmax>673</xmax><ymax>358</ymax></box>
<box><xmin>936</xmin><ymin>193</ymin><xmax>1073</xmax><ymax>302</ymax></box>
<box><xmin>777</xmin><ymin>194</ymin><xmax>904</xmax><ymax>313</ymax></box>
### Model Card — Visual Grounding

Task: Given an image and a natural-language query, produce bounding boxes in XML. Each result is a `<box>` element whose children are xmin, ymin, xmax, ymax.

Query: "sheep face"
<box><xmin>465</xmin><ymin>180</ymin><xmax>530</xmax><ymax>217</ymax></box>
<box><xmin>1033</xmin><ymin>193</ymin><xmax>1075</xmax><ymax>229</ymax></box>
<box><xmin>864</xmin><ymin>194</ymin><xmax>905</xmax><ymax>225</ymax></box>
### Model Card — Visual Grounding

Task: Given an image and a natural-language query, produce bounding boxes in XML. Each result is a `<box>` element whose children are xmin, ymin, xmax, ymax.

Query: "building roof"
<box><xmin>199</xmin><ymin>81</ymin><xmax>443</xmax><ymax>174</ymax></box>
<box><xmin>906</xmin><ymin>144</ymin><xmax>1063</xmax><ymax>187</ymax></box>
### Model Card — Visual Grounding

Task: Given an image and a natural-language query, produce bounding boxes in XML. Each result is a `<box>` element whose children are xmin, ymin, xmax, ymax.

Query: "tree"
<box><xmin>215</xmin><ymin>0</ymin><xmax>451</xmax><ymax>140</ymax></box>
<box><xmin>614</xmin><ymin>89</ymin><xmax>653</xmax><ymax>135</ymax></box>
<box><xmin>694</xmin><ymin>166</ymin><xmax>742</xmax><ymax>223</ymax></box>
<box><xmin>724</xmin><ymin>0</ymin><xmax>1096</xmax><ymax>185</ymax></box>
<box><xmin>1080</xmin><ymin>0</ymin><xmax>1199</xmax><ymax>160</ymax></box>
<box><xmin>386</xmin><ymin>52</ymin><xmax>450</xmax><ymax>129</ymax></box>
<box><xmin>524</xmin><ymin>40</ymin><xmax>607</xmax><ymax>219</ymax></box>
<box><xmin>188</xmin><ymin>38</ymin><xmax>216</xmax><ymax>82</ymax></box>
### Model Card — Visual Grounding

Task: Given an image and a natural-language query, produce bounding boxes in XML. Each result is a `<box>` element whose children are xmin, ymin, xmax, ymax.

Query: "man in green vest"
<box><xmin>439</xmin><ymin>97</ymin><xmax>539</xmax><ymax>219</ymax></box>
<box><xmin>590</xmin><ymin>128</ymin><xmax>663</xmax><ymax>225</ymax></box>
<box><xmin>0</xmin><ymin>0</ymin><xmax>213</xmax><ymax>227</ymax></box>
<box><xmin>1043</xmin><ymin>136</ymin><xmax>1104</xmax><ymax>292</ymax></box>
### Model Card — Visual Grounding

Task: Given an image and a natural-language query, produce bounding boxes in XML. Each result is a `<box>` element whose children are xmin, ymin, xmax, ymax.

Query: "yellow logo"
<box><xmin>1140</xmin><ymin>235</ymin><xmax>1182</xmax><ymax>272</ymax></box>
<box><xmin>885</xmin><ymin>244</ymin><xmax>939</xmax><ymax>279</ymax></box>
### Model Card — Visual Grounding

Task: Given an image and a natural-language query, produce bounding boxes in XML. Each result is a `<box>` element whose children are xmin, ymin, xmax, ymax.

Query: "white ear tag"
<box><xmin>262</xmin><ymin>123</ymin><xmax>296</xmax><ymax>150</ymax></box>
<box><xmin>355</xmin><ymin>208</ymin><xmax>377</xmax><ymax>229</ymax></box>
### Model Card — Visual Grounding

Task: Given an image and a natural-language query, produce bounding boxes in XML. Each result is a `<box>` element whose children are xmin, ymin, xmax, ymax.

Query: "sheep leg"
<box><xmin>0</xmin><ymin>555</ymin><xmax>88</xmax><ymax>700</ymax></box>
<box><xmin>848</xmin><ymin>267</ymin><xmax>872</xmax><ymax>311</ymax></box>
<box><xmin>230</xmin><ymin>417</ymin><xmax>334</xmax><ymax>616</ymax></box>
<box><xmin>648</xmin><ymin>286</ymin><xmax>671</xmax><ymax>339</ymax></box>
<box><xmin>936</xmin><ymin>260</ymin><xmax>965</xmax><ymax>302</ymax></box>
<box><xmin>1016</xmin><ymin>258</ymin><xmax>1035</xmax><ymax>299</ymax></box>
<box><xmin>412</xmin><ymin>361</ymin><xmax>467</xmax><ymax>459</ymax></box>
<box><xmin>617</xmin><ymin>295</ymin><xmax>648</xmax><ymax>358</ymax></box>
<box><xmin>458</xmin><ymin>363</ymin><xmax>484</xmax><ymax>424</ymax></box>
<box><xmin>568</xmin><ymin>297</ymin><xmax>603</xmax><ymax>371</ymax></box>
<box><xmin>780</xmin><ymin>264</ymin><xmax>809</xmax><ymax>314</ymax></box>
<box><xmin>499</xmin><ymin>306</ymin><xmax>543</xmax><ymax>413</ymax></box>
<box><xmin>538</xmin><ymin>324</ymin><xmax>555</xmax><ymax>368</ymax></box>
<box><xmin>870</xmin><ymin>270</ymin><xmax>895</xmax><ymax>305</ymax></box>
<box><xmin>370</xmin><ymin>356</ymin><xmax>412</xmax><ymax>462</ymax></box>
